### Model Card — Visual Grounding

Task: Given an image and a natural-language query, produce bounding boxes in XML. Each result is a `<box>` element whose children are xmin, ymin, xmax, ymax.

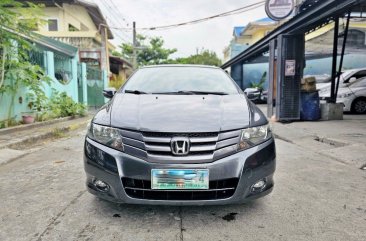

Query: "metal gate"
<box><xmin>86</xmin><ymin>66</ymin><xmax>104</xmax><ymax>108</ymax></box>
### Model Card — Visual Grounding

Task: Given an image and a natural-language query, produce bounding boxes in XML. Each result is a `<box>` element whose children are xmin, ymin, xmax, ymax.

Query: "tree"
<box><xmin>174</xmin><ymin>49</ymin><xmax>222</xmax><ymax>67</ymax></box>
<box><xmin>0</xmin><ymin>1</ymin><xmax>51</xmax><ymax>121</ymax></box>
<box><xmin>117</xmin><ymin>35</ymin><xmax>177</xmax><ymax>67</ymax></box>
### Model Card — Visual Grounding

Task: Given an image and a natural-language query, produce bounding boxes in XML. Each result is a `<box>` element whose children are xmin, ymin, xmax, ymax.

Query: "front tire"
<box><xmin>351</xmin><ymin>98</ymin><xmax>366</xmax><ymax>114</ymax></box>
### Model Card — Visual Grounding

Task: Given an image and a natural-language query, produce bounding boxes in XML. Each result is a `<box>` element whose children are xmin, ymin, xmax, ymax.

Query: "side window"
<box><xmin>353</xmin><ymin>70</ymin><xmax>366</xmax><ymax>79</ymax></box>
<box><xmin>48</xmin><ymin>19</ymin><xmax>58</xmax><ymax>31</ymax></box>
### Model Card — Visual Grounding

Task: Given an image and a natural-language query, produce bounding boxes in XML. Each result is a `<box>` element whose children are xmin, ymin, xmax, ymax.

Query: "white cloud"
<box><xmin>96</xmin><ymin>0</ymin><xmax>267</xmax><ymax>59</ymax></box>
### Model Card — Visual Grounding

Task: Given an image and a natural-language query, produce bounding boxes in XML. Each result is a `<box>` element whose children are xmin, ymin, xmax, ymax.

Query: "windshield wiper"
<box><xmin>180</xmin><ymin>90</ymin><xmax>229</xmax><ymax>95</ymax></box>
<box><xmin>152</xmin><ymin>91</ymin><xmax>228</xmax><ymax>95</ymax></box>
<box><xmin>124</xmin><ymin>90</ymin><xmax>147</xmax><ymax>95</ymax></box>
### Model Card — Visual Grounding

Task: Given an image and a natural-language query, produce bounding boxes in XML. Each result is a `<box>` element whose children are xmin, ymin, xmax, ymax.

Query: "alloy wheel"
<box><xmin>353</xmin><ymin>99</ymin><xmax>366</xmax><ymax>114</ymax></box>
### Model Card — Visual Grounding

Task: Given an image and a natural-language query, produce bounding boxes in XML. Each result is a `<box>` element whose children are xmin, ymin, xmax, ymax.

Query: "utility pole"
<box><xmin>132</xmin><ymin>21</ymin><xmax>137</xmax><ymax>70</ymax></box>
<box><xmin>100</xmin><ymin>24</ymin><xmax>109</xmax><ymax>74</ymax></box>
<box><xmin>104</xmin><ymin>26</ymin><xmax>110</xmax><ymax>75</ymax></box>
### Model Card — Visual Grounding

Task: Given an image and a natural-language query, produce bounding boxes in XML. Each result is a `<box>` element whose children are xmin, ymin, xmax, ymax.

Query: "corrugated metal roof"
<box><xmin>32</xmin><ymin>33</ymin><xmax>78</xmax><ymax>56</ymax></box>
<box><xmin>2</xmin><ymin>27</ymin><xmax>78</xmax><ymax>57</ymax></box>
<box><xmin>222</xmin><ymin>0</ymin><xmax>365</xmax><ymax>69</ymax></box>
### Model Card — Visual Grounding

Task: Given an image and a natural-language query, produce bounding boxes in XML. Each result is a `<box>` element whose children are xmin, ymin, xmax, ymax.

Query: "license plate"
<box><xmin>151</xmin><ymin>169</ymin><xmax>209</xmax><ymax>190</ymax></box>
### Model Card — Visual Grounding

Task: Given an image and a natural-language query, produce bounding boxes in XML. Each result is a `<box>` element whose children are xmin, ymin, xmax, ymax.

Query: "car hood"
<box><xmin>319</xmin><ymin>87</ymin><xmax>352</xmax><ymax>98</ymax></box>
<box><xmin>106</xmin><ymin>93</ymin><xmax>251</xmax><ymax>133</ymax></box>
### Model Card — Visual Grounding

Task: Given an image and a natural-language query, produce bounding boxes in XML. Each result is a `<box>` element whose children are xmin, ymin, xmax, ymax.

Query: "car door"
<box><xmin>350</xmin><ymin>78</ymin><xmax>366</xmax><ymax>97</ymax></box>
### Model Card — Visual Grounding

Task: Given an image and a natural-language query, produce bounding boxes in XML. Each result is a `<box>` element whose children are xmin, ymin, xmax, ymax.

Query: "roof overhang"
<box><xmin>2</xmin><ymin>27</ymin><xmax>78</xmax><ymax>57</ymax></box>
<box><xmin>222</xmin><ymin>0</ymin><xmax>366</xmax><ymax>69</ymax></box>
<box><xmin>109</xmin><ymin>56</ymin><xmax>133</xmax><ymax>69</ymax></box>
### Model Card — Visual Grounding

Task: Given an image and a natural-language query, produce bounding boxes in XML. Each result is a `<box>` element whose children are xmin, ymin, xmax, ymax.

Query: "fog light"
<box><xmin>94</xmin><ymin>179</ymin><xmax>110</xmax><ymax>192</ymax></box>
<box><xmin>251</xmin><ymin>179</ymin><xmax>266</xmax><ymax>193</ymax></box>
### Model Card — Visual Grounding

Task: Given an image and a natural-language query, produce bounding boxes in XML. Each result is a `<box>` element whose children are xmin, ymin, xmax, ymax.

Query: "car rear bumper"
<box><xmin>84</xmin><ymin>137</ymin><xmax>276</xmax><ymax>205</ymax></box>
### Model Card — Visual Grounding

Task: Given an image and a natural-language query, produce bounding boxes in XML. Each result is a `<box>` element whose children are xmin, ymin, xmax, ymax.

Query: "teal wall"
<box><xmin>43</xmin><ymin>51</ymin><xmax>79</xmax><ymax>101</ymax></box>
<box><xmin>0</xmin><ymin>50</ymin><xmax>80</xmax><ymax>123</ymax></box>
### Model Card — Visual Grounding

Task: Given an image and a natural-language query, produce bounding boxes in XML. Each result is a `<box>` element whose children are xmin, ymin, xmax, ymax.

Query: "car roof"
<box><xmin>140</xmin><ymin>64</ymin><xmax>221</xmax><ymax>69</ymax></box>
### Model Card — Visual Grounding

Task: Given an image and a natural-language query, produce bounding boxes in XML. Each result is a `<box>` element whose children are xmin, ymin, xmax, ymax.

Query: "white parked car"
<box><xmin>317</xmin><ymin>68</ymin><xmax>366</xmax><ymax>91</ymax></box>
<box><xmin>319</xmin><ymin>77</ymin><xmax>366</xmax><ymax>114</ymax></box>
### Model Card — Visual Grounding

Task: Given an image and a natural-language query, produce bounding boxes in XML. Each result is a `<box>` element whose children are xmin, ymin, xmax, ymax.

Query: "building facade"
<box><xmin>19</xmin><ymin>0</ymin><xmax>115</xmax><ymax>71</ymax></box>
<box><xmin>223</xmin><ymin>18</ymin><xmax>280</xmax><ymax>62</ymax></box>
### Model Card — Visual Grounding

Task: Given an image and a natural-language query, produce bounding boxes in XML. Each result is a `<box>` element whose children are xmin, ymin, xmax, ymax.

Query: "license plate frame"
<box><xmin>151</xmin><ymin>169</ymin><xmax>209</xmax><ymax>190</ymax></box>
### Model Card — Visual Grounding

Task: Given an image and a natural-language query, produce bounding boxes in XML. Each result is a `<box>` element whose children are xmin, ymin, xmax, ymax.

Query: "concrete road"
<box><xmin>0</xmin><ymin>130</ymin><xmax>365</xmax><ymax>241</ymax></box>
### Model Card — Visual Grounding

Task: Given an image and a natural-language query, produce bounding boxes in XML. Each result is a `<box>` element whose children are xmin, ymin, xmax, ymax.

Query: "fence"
<box><xmin>86</xmin><ymin>65</ymin><xmax>105</xmax><ymax>108</ymax></box>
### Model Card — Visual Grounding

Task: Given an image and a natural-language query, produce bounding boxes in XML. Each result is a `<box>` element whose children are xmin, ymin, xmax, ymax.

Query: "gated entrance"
<box><xmin>86</xmin><ymin>66</ymin><xmax>105</xmax><ymax>108</ymax></box>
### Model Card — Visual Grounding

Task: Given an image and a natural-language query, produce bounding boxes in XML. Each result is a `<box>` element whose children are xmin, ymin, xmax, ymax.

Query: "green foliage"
<box><xmin>250</xmin><ymin>71</ymin><xmax>267</xmax><ymax>89</ymax></box>
<box><xmin>116</xmin><ymin>35</ymin><xmax>222</xmax><ymax>68</ymax></box>
<box><xmin>0</xmin><ymin>0</ymin><xmax>45</xmax><ymax>56</ymax></box>
<box><xmin>49</xmin><ymin>91</ymin><xmax>87</xmax><ymax>118</ymax></box>
<box><xmin>118</xmin><ymin>35</ymin><xmax>177</xmax><ymax>66</ymax></box>
<box><xmin>109</xmin><ymin>74</ymin><xmax>126</xmax><ymax>90</ymax></box>
<box><xmin>3</xmin><ymin>60</ymin><xmax>51</xmax><ymax>110</ymax></box>
<box><xmin>0</xmin><ymin>0</ymin><xmax>50</xmax><ymax>120</ymax></box>
<box><xmin>174</xmin><ymin>49</ymin><xmax>222</xmax><ymax>67</ymax></box>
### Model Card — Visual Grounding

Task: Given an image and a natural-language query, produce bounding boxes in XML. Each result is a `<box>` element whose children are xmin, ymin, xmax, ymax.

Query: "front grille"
<box><xmin>119</xmin><ymin>129</ymin><xmax>242</xmax><ymax>164</ymax></box>
<box><xmin>122</xmin><ymin>177</ymin><xmax>239</xmax><ymax>201</ymax></box>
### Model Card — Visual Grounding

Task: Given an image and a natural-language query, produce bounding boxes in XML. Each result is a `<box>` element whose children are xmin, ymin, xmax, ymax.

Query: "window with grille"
<box><xmin>48</xmin><ymin>19</ymin><xmax>58</xmax><ymax>31</ymax></box>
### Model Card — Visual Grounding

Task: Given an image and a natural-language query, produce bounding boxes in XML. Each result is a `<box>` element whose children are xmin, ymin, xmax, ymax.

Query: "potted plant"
<box><xmin>22</xmin><ymin>112</ymin><xmax>35</xmax><ymax>124</ymax></box>
<box><xmin>22</xmin><ymin>100</ymin><xmax>36</xmax><ymax>124</ymax></box>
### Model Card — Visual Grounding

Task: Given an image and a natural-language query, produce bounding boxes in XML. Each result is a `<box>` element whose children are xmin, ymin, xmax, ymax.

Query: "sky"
<box><xmin>93</xmin><ymin>0</ymin><xmax>268</xmax><ymax>59</ymax></box>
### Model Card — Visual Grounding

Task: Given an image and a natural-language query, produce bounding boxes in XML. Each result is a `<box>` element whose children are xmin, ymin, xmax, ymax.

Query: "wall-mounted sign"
<box><xmin>265</xmin><ymin>0</ymin><xmax>295</xmax><ymax>21</ymax></box>
<box><xmin>285</xmin><ymin>60</ymin><xmax>296</xmax><ymax>76</ymax></box>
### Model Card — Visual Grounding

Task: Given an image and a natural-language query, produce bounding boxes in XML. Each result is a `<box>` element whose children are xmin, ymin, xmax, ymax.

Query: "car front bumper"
<box><xmin>84</xmin><ymin>137</ymin><xmax>276</xmax><ymax>205</ymax></box>
<box><xmin>337</xmin><ymin>98</ymin><xmax>353</xmax><ymax>112</ymax></box>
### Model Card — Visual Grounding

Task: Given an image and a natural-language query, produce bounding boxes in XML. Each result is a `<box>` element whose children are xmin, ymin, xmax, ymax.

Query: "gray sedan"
<box><xmin>84</xmin><ymin>65</ymin><xmax>276</xmax><ymax>205</ymax></box>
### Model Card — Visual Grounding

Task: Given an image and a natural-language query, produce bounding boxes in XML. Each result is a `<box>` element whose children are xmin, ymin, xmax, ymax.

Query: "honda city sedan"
<box><xmin>84</xmin><ymin>65</ymin><xmax>276</xmax><ymax>205</ymax></box>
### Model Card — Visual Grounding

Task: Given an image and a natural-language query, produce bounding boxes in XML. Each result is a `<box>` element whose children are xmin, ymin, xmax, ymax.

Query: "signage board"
<box><xmin>265</xmin><ymin>0</ymin><xmax>295</xmax><ymax>21</ymax></box>
<box><xmin>285</xmin><ymin>60</ymin><xmax>296</xmax><ymax>76</ymax></box>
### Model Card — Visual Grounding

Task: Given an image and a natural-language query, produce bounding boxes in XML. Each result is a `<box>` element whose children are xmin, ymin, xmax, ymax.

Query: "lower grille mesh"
<box><xmin>122</xmin><ymin>177</ymin><xmax>239</xmax><ymax>201</ymax></box>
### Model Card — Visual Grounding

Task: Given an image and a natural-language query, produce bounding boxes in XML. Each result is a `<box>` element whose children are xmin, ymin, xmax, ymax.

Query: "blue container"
<box><xmin>300</xmin><ymin>91</ymin><xmax>321</xmax><ymax>121</ymax></box>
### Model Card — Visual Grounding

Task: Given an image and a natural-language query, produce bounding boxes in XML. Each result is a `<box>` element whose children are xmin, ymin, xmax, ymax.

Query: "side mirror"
<box><xmin>103</xmin><ymin>88</ymin><xmax>116</xmax><ymax>99</ymax></box>
<box><xmin>349</xmin><ymin>77</ymin><xmax>357</xmax><ymax>83</ymax></box>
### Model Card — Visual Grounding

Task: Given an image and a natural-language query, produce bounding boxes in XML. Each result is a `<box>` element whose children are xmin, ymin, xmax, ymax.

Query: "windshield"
<box><xmin>122</xmin><ymin>66</ymin><xmax>239</xmax><ymax>94</ymax></box>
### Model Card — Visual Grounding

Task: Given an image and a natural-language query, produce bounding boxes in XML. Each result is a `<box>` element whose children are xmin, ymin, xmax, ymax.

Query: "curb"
<box><xmin>0</xmin><ymin>116</ymin><xmax>84</xmax><ymax>136</ymax></box>
<box><xmin>1</xmin><ymin>118</ymin><xmax>91</xmax><ymax>150</ymax></box>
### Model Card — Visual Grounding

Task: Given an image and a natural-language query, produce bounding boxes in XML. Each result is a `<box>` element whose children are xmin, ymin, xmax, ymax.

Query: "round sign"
<box><xmin>265</xmin><ymin>0</ymin><xmax>295</xmax><ymax>21</ymax></box>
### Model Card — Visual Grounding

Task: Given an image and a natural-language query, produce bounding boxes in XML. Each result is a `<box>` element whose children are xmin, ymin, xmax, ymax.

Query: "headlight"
<box><xmin>238</xmin><ymin>124</ymin><xmax>272</xmax><ymax>151</ymax></box>
<box><xmin>337</xmin><ymin>92</ymin><xmax>353</xmax><ymax>98</ymax></box>
<box><xmin>87</xmin><ymin>123</ymin><xmax>124</xmax><ymax>151</ymax></box>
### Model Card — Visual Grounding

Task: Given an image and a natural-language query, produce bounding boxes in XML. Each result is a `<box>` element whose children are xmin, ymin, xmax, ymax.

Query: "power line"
<box><xmin>105</xmin><ymin>16</ymin><xmax>132</xmax><ymax>43</ymax></box>
<box><xmin>107</xmin><ymin>1</ymin><xmax>266</xmax><ymax>31</ymax></box>
<box><xmin>98</xmin><ymin>0</ymin><xmax>132</xmax><ymax>42</ymax></box>
<box><xmin>106</xmin><ymin>0</ymin><xmax>131</xmax><ymax>27</ymax></box>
